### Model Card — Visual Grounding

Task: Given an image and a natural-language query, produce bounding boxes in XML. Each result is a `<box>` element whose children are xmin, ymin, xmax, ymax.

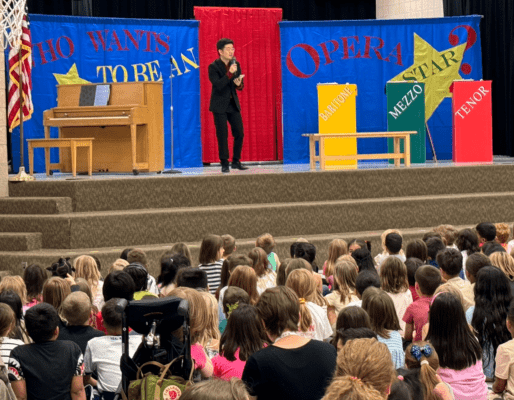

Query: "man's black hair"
<box><xmin>176</xmin><ymin>268</ymin><xmax>208</xmax><ymax>290</ymax></box>
<box><xmin>103</xmin><ymin>270</ymin><xmax>136</xmax><ymax>302</ymax></box>
<box><xmin>476</xmin><ymin>222</ymin><xmax>496</xmax><ymax>242</ymax></box>
<box><xmin>482</xmin><ymin>241</ymin><xmax>506</xmax><ymax>257</ymax></box>
<box><xmin>24</xmin><ymin>303</ymin><xmax>60</xmax><ymax>343</ymax></box>
<box><xmin>216</xmin><ymin>38</ymin><xmax>234</xmax><ymax>52</ymax></box>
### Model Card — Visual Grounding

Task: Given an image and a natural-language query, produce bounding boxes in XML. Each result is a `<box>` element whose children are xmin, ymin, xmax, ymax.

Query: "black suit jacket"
<box><xmin>209</xmin><ymin>58</ymin><xmax>244</xmax><ymax>113</ymax></box>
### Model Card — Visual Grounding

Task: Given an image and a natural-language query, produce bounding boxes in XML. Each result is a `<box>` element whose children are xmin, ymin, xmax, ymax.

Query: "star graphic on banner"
<box><xmin>390</xmin><ymin>33</ymin><xmax>466</xmax><ymax>120</ymax></box>
<box><xmin>53</xmin><ymin>64</ymin><xmax>91</xmax><ymax>85</ymax></box>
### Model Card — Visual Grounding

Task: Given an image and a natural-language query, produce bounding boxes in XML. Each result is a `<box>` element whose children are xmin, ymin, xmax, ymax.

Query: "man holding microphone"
<box><xmin>209</xmin><ymin>38</ymin><xmax>247</xmax><ymax>173</ymax></box>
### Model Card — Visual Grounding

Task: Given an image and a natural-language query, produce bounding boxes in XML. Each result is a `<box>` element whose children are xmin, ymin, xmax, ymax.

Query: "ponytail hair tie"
<box><xmin>397</xmin><ymin>375</ymin><xmax>404</xmax><ymax>381</ymax></box>
<box><xmin>349</xmin><ymin>376</ymin><xmax>362</xmax><ymax>384</ymax></box>
<box><xmin>299</xmin><ymin>298</ymin><xmax>306</xmax><ymax>304</ymax></box>
<box><xmin>420</xmin><ymin>360</ymin><xmax>430</xmax><ymax>366</ymax></box>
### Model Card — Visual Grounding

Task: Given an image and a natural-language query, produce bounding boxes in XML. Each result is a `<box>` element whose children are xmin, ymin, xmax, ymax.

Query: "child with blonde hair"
<box><xmin>380</xmin><ymin>256</ymin><xmax>413</xmax><ymax>335</ymax></box>
<box><xmin>286</xmin><ymin>269</ymin><xmax>332</xmax><ymax>341</ymax></box>
<box><xmin>322</xmin><ymin>338</ymin><xmax>395</xmax><ymax>400</ymax></box>
<box><xmin>74</xmin><ymin>255</ymin><xmax>103</xmax><ymax>309</ymax></box>
<box><xmin>323</xmin><ymin>239</ymin><xmax>348</xmax><ymax>288</ymax></box>
<box><xmin>199</xmin><ymin>291</ymin><xmax>221</xmax><ymax>359</ymax></box>
<box><xmin>325</xmin><ymin>259</ymin><xmax>359</xmax><ymax>328</ymax></box>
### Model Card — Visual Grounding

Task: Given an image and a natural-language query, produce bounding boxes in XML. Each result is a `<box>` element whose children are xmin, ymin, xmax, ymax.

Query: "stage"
<box><xmin>2</xmin><ymin>160</ymin><xmax>514</xmax><ymax>277</ymax></box>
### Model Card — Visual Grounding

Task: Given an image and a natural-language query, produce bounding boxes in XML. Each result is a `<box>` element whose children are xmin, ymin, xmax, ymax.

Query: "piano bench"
<box><xmin>27</xmin><ymin>138</ymin><xmax>95</xmax><ymax>177</ymax></box>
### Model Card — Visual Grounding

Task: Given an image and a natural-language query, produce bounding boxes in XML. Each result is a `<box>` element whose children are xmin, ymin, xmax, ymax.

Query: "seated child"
<box><xmin>496</xmin><ymin>223</ymin><xmax>510</xmax><ymax>250</ymax></box>
<box><xmin>426</xmin><ymin>237</ymin><xmax>446</xmax><ymax>269</ymax></box>
<box><xmin>346</xmin><ymin>270</ymin><xmax>381</xmax><ymax>308</ymax></box>
<box><xmin>437</xmin><ymin>248</ymin><xmax>474</xmax><ymax>310</ymax></box>
<box><xmin>212</xmin><ymin>304</ymin><xmax>267</xmax><ymax>380</ymax></box>
<box><xmin>256</xmin><ymin>233</ymin><xmax>280</xmax><ymax>272</ymax></box>
<box><xmin>84</xmin><ymin>298</ymin><xmax>142</xmax><ymax>398</ymax></box>
<box><xmin>126</xmin><ymin>249</ymin><xmax>159</xmax><ymax>295</ymax></box>
<box><xmin>324</xmin><ymin>259</ymin><xmax>359</xmax><ymax>328</ymax></box>
<box><xmin>374</xmin><ymin>231</ymin><xmax>406</xmax><ymax>269</ymax></box>
<box><xmin>492</xmin><ymin>299</ymin><xmax>514</xmax><ymax>399</ymax></box>
<box><xmin>222</xmin><ymin>234</ymin><xmax>237</xmax><ymax>261</ymax></box>
<box><xmin>476</xmin><ymin>222</ymin><xmax>497</xmax><ymax>245</ymax></box>
<box><xmin>0</xmin><ymin>303</ymin><xmax>24</xmax><ymax>365</ymax></box>
<box><xmin>125</xmin><ymin>263</ymin><xmax>158</xmax><ymax>300</ymax></box>
<box><xmin>464</xmin><ymin>252</ymin><xmax>490</xmax><ymax>287</ymax></box>
<box><xmin>58</xmin><ymin>291</ymin><xmax>104</xmax><ymax>354</ymax></box>
<box><xmin>220</xmin><ymin>287</ymin><xmax>250</xmax><ymax>334</ymax></box>
<box><xmin>8</xmin><ymin>303</ymin><xmax>85</xmax><ymax>400</ymax></box>
<box><xmin>176</xmin><ymin>268</ymin><xmax>209</xmax><ymax>291</ymax></box>
<box><xmin>403</xmin><ymin>266</ymin><xmax>441</xmax><ymax>342</ymax></box>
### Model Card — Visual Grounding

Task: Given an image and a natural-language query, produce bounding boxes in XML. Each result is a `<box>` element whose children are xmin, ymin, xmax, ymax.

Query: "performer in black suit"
<box><xmin>209</xmin><ymin>38</ymin><xmax>248</xmax><ymax>173</ymax></box>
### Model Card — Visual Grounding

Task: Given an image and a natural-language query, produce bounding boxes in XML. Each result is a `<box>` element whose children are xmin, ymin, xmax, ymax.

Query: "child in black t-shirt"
<box><xmin>8</xmin><ymin>303</ymin><xmax>85</xmax><ymax>400</ymax></box>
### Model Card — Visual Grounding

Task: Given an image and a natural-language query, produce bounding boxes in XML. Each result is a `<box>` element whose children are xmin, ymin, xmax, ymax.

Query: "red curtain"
<box><xmin>195</xmin><ymin>7</ymin><xmax>283</xmax><ymax>163</ymax></box>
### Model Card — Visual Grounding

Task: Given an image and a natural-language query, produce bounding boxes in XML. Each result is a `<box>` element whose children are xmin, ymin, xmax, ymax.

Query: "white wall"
<box><xmin>376</xmin><ymin>0</ymin><xmax>444</xmax><ymax>19</ymax></box>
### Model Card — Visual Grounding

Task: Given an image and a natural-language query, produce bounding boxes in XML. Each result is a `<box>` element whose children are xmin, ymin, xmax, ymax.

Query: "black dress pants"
<box><xmin>212</xmin><ymin>99</ymin><xmax>244</xmax><ymax>166</ymax></box>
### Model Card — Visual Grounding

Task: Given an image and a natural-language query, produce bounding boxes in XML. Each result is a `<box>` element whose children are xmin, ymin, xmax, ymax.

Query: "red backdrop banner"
<box><xmin>195</xmin><ymin>7</ymin><xmax>283</xmax><ymax>163</ymax></box>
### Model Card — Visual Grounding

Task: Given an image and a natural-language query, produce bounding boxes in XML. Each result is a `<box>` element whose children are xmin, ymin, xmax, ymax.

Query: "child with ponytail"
<box><xmin>322</xmin><ymin>338</ymin><xmax>395</xmax><ymax>400</ymax></box>
<box><xmin>403</xmin><ymin>342</ymin><xmax>455</xmax><ymax>400</ymax></box>
<box><xmin>323</xmin><ymin>239</ymin><xmax>348</xmax><ymax>288</ymax></box>
<box><xmin>286</xmin><ymin>269</ymin><xmax>332</xmax><ymax>341</ymax></box>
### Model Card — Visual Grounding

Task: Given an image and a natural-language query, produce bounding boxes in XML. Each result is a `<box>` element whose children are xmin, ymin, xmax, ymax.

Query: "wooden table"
<box><xmin>302</xmin><ymin>131</ymin><xmax>417</xmax><ymax>170</ymax></box>
<box><xmin>27</xmin><ymin>138</ymin><xmax>94</xmax><ymax>177</ymax></box>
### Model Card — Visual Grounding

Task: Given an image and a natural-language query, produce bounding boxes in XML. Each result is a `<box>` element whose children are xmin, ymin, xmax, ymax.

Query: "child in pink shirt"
<box><xmin>212</xmin><ymin>303</ymin><xmax>267</xmax><ymax>380</ymax></box>
<box><xmin>403</xmin><ymin>265</ymin><xmax>441</xmax><ymax>342</ymax></box>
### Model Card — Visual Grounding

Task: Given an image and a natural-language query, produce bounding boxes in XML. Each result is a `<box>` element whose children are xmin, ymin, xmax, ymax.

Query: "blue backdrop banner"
<box><xmin>11</xmin><ymin>14</ymin><xmax>201</xmax><ymax>172</ymax></box>
<box><xmin>280</xmin><ymin>16</ymin><xmax>482</xmax><ymax>163</ymax></box>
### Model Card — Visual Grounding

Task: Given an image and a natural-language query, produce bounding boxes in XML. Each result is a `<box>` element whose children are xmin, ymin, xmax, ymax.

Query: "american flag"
<box><xmin>8</xmin><ymin>13</ymin><xmax>33</xmax><ymax>132</ymax></box>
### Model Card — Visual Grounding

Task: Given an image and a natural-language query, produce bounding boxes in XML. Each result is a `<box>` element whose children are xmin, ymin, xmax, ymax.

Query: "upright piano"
<box><xmin>43</xmin><ymin>81</ymin><xmax>164</xmax><ymax>174</ymax></box>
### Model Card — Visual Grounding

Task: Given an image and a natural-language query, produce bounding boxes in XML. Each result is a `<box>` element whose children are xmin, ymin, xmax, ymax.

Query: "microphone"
<box><xmin>230</xmin><ymin>56</ymin><xmax>237</xmax><ymax>66</ymax></box>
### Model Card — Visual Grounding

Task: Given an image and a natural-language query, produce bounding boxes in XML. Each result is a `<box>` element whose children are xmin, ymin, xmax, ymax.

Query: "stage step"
<box><xmin>0</xmin><ymin>233</ymin><xmax>43</xmax><ymax>252</ymax></box>
<box><xmin>0</xmin><ymin>191</ymin><xmax>512</xmax><ymax>251</ymax></box>
<box><xmin>0</xmin><ymin>225</ymin><xmax>474</xmax><ymax>278</ymax></box>
<box><xmin>8</xmin><ymin>164</ymin><xmax>514</xmax><ymax>212</ymax></box>
<box><xmin>0</xmin><ymin>197</ymin><xmax>73</xmax><ymax>214</ymax></box>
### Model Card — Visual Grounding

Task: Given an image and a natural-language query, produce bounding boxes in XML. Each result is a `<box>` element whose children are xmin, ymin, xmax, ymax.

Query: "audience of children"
<box><xmin>3</xmin><ymin>224</ymin><xmax>514</xmax><ymax>400</ymax></box>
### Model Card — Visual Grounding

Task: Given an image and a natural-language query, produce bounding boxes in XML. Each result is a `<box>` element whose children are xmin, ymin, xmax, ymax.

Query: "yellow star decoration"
<box><xmin>390</xmin><ymin>33</ymin><xmax>466</xmax><ymax>121</ymax></box>
<box><xmin>53</xmin><ymin>64</ymin><xmax>91</xmax><ymax>85</ymax></box>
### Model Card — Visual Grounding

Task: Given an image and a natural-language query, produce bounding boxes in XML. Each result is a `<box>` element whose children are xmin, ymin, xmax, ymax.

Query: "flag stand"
<box><xmin>10</xmin><ymin>30</ymin><xmax>33</xmax><ymax>181</ymax></box>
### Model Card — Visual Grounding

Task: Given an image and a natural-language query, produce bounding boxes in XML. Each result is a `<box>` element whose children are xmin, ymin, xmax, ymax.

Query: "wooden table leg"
<box><xmin>87</xmin><ymin>142</ymin><xmax>93</xmax><ymax>176</ymax></box>
<box><xmin>28</xmin><ymin>143</ymin><xmax>34</xmax><ymax>176</ymax></box>
<box><xmin>44</xmin><ymin>146</ymin><xmax>50</xmax><ymax>176</ymax></box>
<box><xmin>405</xmin><ymin>134</ymin><xmax>411</xmax><ymax>167</ymax></box>
<box><xmin>71</xmin><ymin>141</ymin><xmax>77</xmax><ymax>177</ymax></box>
<box><xmin>393</xmin><ymin>137</ymin><xmax>400</xmax><ymax>167</ymax></box>
<box><xmin>130</xmin><ymin>124</ymin><xmax>137</xmax><ymax>173</ymax></box>
<box><xmin>320</xmin><ymin>137</ymin><xmax>326</xmax><ymax>170</ymax></box>
<box><xmin>309</xmin><ymin>136</ymin><xmax>315</xmax><ymax>170</ymax></box>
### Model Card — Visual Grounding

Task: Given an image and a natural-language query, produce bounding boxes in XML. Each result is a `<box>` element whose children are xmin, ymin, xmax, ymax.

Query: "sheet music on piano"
<box><xmin>79</xmin><ymin>84</ymin><xmax>111</xmax><ymax>107</ymax></box>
